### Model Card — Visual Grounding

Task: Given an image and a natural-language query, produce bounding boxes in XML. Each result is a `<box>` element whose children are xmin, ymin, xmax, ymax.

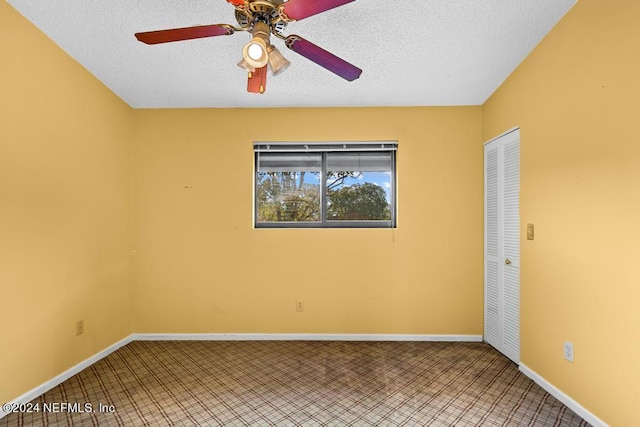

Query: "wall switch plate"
<box><xmin>527</xmin><ymin>224</ymin><xmax>535</xmax><ymax>240</ymax></box>
<box><xmin>564</xmin><ymin>341</ymin><xmax>574</xmax><ymax>362</ymax></box>
<box><xmin>295</xmin><ymin>300</ymin><xmax>304</xmax><ymax>312</ymax></box>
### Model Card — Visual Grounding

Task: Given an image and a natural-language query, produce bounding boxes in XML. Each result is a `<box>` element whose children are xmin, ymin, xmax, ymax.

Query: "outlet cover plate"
<box><xmin>564</xmin><ymin>341</ymin><xmax>574</xmax><ymax>362</ymax></box>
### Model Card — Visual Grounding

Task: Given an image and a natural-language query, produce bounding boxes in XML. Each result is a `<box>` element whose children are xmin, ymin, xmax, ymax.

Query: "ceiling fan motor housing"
<box><xmin>235</xmin><ymin>0</ymin><xmax>288</xmax><ymax>36</ymax></box>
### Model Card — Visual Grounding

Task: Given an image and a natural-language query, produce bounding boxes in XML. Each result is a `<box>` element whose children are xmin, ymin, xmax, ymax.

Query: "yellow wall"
<box><xmin>0</xmin><ymin>2</ymin><xmax>134</xmax><ymax>405</ymax></box>
<box><xmin>132</xmin><ymin>107</ymin><xmax>484</xmax><ymax>334</ymax></box>
<box><xmin>482</xmin><ymin>0</ymin><xmax>640</xmax><ymax>425</ymax></box>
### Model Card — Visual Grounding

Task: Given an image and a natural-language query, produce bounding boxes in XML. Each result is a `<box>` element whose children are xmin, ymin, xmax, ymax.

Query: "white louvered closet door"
<box><xmin>484</xmin><ymin>129</ymin><xmax>520</xmax><ymax>364</ymax></box>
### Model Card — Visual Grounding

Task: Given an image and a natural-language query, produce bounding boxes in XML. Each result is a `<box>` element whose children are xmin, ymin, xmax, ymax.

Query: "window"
<box><xmin>254</xmin><ymin>142</ymin><xmax>397</xmax><ymax>228</ymax></box>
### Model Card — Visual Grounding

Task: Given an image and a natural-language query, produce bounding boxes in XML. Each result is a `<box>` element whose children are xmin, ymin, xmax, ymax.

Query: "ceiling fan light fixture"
<box><xmin>242</xmin><ymin>36</ymin><xmax>268</xmax><ymax>68</ymax></box>
<box><xmin>247</xmin><ymin>42</ymin><xmax>264</xmax><ymax>60</ymax></box>
<box><xmin>237</xmin><ymin>57</ymin><xmax>256</xmax><ymax>72</ymax></box>
<box><xmin>267</xmin><ymin>45</ymin><xmax>291</xmax><ymax>76</ymax></box>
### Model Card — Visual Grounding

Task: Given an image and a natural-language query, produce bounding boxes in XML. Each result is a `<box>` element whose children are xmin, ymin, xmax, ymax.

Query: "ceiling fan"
<box><xmin>135</xmin><ymin>0</ymin><xmax>362</xmax><ymax>94</ymax></box>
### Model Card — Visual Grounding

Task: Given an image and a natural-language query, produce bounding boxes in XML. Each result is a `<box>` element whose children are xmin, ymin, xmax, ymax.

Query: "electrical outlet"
<box><xmin>76</xmin><ymin>320</ymin><xmax>84</xmax><ymax>336</ymax></box>
<box><xmin>295</xmin><ymin>300</ymin><xmax>304</xmax><ymax>312</ymax></box>
<box><xmin>564</xmin><ymin>341</ymin><xmax>574</xmax><ymax>362</ymax></box>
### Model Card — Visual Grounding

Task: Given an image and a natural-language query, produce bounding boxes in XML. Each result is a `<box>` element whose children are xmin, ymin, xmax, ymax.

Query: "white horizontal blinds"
<box><xmin>326</xmin><ymin>152</ymin><xmax>392</xmax><ymax>172</ymax></box>
<box><xmin>257</xmin><ymin>152</ymin><xmax>321</xmax><ymax>172</ymax></box>
<box><xmin>254</xmin><ymin>142</ymin><xmax>397</xmax><ymax>152</ymax></box>
<box><xmin>502</xmin><ymin>135</ymin><xmax>520</xmax><ymax>362</ymax></box>
<box><xmin>484</xmin><ymin>143</ymin><xmax>500</xmax><ymax>349</ymax></box>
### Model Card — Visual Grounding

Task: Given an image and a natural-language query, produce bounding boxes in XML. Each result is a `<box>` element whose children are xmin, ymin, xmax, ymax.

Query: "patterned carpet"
<box><xmin>1</xmin><ymin>341</ymin><xmax>589</xmax><ymax>426</ymax></box>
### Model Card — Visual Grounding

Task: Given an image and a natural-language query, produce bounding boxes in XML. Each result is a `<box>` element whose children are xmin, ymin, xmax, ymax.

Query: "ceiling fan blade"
<box><xmin>285</xmin><ymin>35</ymin><xmax>362</xmax><ymax>81</ymax></box>
<box><xmin>135</xmin><ymin>24</ymin><xmax>234</xmax><ymax>45</ymax></box>
<box><xmin>280</xmin><ymin>0</ymin><xmax>355</xmax><ymax>21</ymax></box>
<box><xmin>247</xmin><ymin>66</ymin><xmax>268</xmax><ymax>94</ymax></box>
<box><xmin>226</xmin><ymin>0</ymin><xmax>245</xmax><ymax>6</ymax></box>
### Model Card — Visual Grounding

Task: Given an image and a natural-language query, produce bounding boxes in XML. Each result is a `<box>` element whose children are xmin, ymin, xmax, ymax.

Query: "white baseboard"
<box><xmin>519</xmin><ymin>363</ymin><xmax>608</xmax><ymax>427</ymax></box>
<box><xmin>0</xmin><ymin>334</ymin><xmax>134</xmax><ymax>420</ymax></box>
<box><xmin>133</xmin><ymin>333</ymin><xmax>483</xmax><ymax>342</ymax></box>
<box><xmin>0</xmin><ymin>332</ymin><xmax>481</xmax><ymax>420</ymax></box>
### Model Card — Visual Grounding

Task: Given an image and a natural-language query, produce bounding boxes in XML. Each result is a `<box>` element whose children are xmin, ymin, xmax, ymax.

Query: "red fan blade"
<box><xmin>135</xmin><ymin>24</ymin><xmax>234</xmax><ymax>45</ymax></box>
<box><xmin>280</xmin><ymin>0</ymin><xmax>355</xmax><ymax>21</ymax></box>
<box><xmin>226</xmin><ymin>0</ymin><xmax>245</xmax><ymax>6</ymax></box>
<box><xmin>247</xmin><ymin>66</ymin><xmax>268</xmax><ymax>94</ymax></box>
<box><xmin>285</xmin><ymin>35</ymin><xmax>362</xmax><ymax>81</ymax></box>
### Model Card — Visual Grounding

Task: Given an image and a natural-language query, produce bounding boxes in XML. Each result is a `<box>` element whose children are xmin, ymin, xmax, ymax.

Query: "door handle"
<box><xmin>505</xmin><ymin>258</ymin><xmax>511</xmax><ymax>265</ymax></box>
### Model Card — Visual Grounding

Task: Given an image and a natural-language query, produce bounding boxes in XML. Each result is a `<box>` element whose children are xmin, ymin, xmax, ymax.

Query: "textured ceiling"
<box><xmin>7</xmin><ymin>0</ymin><xmax>576</xmax><ymax>108</ymax></box>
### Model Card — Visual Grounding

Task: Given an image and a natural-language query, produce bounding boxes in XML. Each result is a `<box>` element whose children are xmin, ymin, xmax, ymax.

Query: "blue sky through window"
<box><xmin>299</xmin><ymin>171</ymin><xmax>391</xmax><ymax>201</ymax></box>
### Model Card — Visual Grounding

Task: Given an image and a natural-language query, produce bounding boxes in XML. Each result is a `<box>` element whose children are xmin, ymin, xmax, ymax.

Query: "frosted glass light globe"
<box><xmin>248</xmin><ymin>43</ymin><xmax>264</xmax><ymax>60</ymax></box>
